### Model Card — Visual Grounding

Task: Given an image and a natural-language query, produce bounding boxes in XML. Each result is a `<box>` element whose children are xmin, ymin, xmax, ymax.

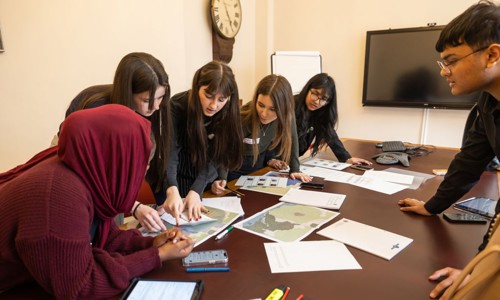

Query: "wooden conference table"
<box><xmin>3</xmin><ymin>139</ymin><xmax>499</xmax><ymax>299</ymax></box>
<box><xmin>146</xmin><ymin>139</ymin><xmax>499</xmax><ymax>299</ymax></box>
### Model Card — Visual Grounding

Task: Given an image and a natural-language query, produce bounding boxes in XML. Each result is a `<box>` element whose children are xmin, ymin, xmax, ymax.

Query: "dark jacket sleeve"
<box><xmin>424</xmin><ymin>98</ymin><xmax>495</xmax><ymax>214</ymax></box>
<box><xmin>166</xmin><ymin>92</ymin><xmax>185</xmax><ymax>189</ymax></box>
<box><xmin>326</xmin><ymin>130</ymin><xmax>352</xmax><ymax>162</ymax></box>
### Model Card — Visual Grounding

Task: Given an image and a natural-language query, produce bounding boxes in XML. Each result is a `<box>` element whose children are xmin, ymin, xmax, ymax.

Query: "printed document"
<box><xmin>264</xmin><ymin>240</ymin><xmax>361</xmax><ymax>273</ymax></box>
<box><xmin>362</xmin><ymin>170</ymin><xmax>414</xmax><ymax>185</ymax></box>
<box><xmin>202</xmin><ymin>196</ymin><xmax>244</xmax><ymax>216</ymax></box>
<box><xmin>317</xmin><ymin>218</ymin><xmax>413</xmax><ymax>260</ymax></box>
<box><xmin>235</xmin><ymin>175</ymin><xmax>288</xmax><ymax>188</ymax></box>
<box><xmin>302</xmin><ymin>158</ymin><xmax>351</xmax><ymax>170</ymax></box>
<box><xmin>279</xmin><ymin>188</ymin><xmax>346</xmax><ymax>210</ymax></box>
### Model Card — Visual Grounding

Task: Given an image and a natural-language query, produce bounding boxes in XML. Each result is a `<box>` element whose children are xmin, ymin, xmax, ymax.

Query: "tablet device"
<box><xmin>453</xmin><ymin>197</ymin><xmax>497</xmax><ymax>219</ymax></box>
<box><xmin>121</xmin><ymin>278</ymin><xmax>203</xmax><ymax>300</ymax></box>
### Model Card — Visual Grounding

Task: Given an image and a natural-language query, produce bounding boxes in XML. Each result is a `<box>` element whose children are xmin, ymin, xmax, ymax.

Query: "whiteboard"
<box><xmin>271</xmin><ymin>51</ymin><xmax>322</xmax><ymax>94</ymax></box>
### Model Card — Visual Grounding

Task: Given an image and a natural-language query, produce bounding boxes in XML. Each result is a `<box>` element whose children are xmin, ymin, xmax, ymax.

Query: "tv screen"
<box><xmin>362</xmin><ymin>26</ymin><xmax>479</xmax><ymax>109</ymax></box>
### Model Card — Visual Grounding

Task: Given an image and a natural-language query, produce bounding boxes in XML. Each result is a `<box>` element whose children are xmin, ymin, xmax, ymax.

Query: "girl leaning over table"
<box><xmin>294</xmin><ymin>73</ymin><xmax>371</xmax><ymax>165</ymax></box>
<box><xmin>215</xmin><ymin>74</ymin><xmax>313</xmax><ymax>187</ymax></box>
<box><xmin>58</xmin><ymin>52</ymin><xmax>172</xmax><ymax>233</ymax></box>
<box><xmin>164</xmin><ymin>61</ymin><xmax>244</xmax><ymax>226</ymax></box>
<box><xmin>0</xmin><ymin>105</ymin><xmax>194</xmax><ymax>299</ymax></box>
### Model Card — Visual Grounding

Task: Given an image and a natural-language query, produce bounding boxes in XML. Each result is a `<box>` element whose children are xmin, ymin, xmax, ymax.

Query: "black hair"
<box><xmin>295</xmin><ymin>73</ymin><xmax>338</xmax><ymax>156</ymax></box>
<box><xmin>436</xmin><ymin>0</ymin><xmax>500</xmax><ymax>52</ymax></box>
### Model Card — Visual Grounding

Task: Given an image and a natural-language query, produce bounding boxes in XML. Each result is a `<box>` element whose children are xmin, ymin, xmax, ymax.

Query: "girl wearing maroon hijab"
<box><xmin>0</xmin><ymin>105</ymin><xmax>194</xmax><ymax>299</ymax></box>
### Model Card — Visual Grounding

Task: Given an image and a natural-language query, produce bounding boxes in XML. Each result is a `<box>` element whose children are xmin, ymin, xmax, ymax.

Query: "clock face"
<box><xmin>211</xmin><ymin>0</ymin><xmax>242</xmax><ymax>39</ymax></box>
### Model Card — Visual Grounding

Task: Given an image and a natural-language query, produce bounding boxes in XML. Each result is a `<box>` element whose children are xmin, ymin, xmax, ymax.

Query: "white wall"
<box><xmin>0</xmin><ymin>0</ymin><xmax>256</xmax><ymax>171</ymax></box>
<box><xmin>273</xmin><ymin>0</ymin><xmax>478</xmax><ymax>148</ymax></box>
<box><xmin>0</xmin><ymin>0</ymin><xmax>481</xmax><ymax>171</ymax></box>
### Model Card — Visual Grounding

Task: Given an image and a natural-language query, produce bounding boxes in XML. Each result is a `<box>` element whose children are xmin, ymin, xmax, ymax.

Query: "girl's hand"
<box><xmin>157</xmin><ymin>237</ymin><xmax>195</xmax><ymax>261</ymax></box>
<box><xmin>134</xmin><ymin>202</ymin><xmax>166</xmax><ymax>232</ymax></box>
<box><xmin>290</xmin><ymin>172</ymin><xmax>312</xmax><ymax>182</ymax></box>
<box><xmin>163</xmin><ymin>186</ymin><xmax>185</xmax><ymax>226</ymax></box>
<box><xmin>347</xmin><ymin>157</ymin><xmax>372</xmax><ymax>166</ymax></box>
<box><xmin>211</xmin><ymin>179</ymin><xmax>227</xmax><ymax>195</ymax></box>
<box><xmin>268</xmin><ymin>159</ymin><xmax>289</xmax><ymax>170</ymax></box>
<box><xmin>184</xmin><ymin>190</ymin><xmax>209</xmax><ymax>221</ymax></box>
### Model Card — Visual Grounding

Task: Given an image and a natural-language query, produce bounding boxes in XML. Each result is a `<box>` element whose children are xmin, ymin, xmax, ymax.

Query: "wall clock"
<box><xmin>210</xmin><ymin>0</ymin><xmax>242</xmax><ymax>63</ymax></box>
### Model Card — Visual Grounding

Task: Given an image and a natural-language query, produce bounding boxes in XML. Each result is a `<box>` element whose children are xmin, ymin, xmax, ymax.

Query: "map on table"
<box><xmin>239</xmin><ymin>171</ymin><xmax>302</xmax><ymax>196</ymax></box>
<box><xmin>233</xmin><ymin>202</ymin><xmax>339</xmax><ymax>242</ymax></box>
<box><xmin>140</xmin><ymin>206</ymin><xmax>241</xmax><ymax>247</ymax></box>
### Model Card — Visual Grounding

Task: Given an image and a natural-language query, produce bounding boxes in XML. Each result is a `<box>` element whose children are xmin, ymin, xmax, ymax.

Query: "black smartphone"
<box><xmin>350</xmin><ymin>165</ymin><xmax>373</xmax><ymax>171</ymax></box>
<box><xmin>443</xmin><ymin>213</ymin><xmax>487</xmax><ymax>224</ymax></box>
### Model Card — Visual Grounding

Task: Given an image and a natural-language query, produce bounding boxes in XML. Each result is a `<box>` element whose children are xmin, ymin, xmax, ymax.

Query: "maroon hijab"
<box><xmin>58</xmin><ymin>104</ymin><xmax>151</xmax><ymax>247</ymax></box>
<box><xmin>0</xmin><ymin>104</ymin><xmax>152</xmax><ymax>248</ymax></box>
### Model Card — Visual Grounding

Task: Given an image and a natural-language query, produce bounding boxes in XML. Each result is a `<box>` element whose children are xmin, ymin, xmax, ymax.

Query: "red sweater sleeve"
<box><xmin>2</xmin><ymin>160</ymin><xmax>162</xmax><ymax>300</ymax></box>
<box><xmin>104</xmin><ymin>223</ymin><xmax>155</xmax><ymax>253</ymax></box>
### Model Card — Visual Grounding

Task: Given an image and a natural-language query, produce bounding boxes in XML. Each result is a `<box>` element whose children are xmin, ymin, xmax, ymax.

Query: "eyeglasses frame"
<box><xmin>436</xmin><ymin>46</ymin><xmax>489</xmax><ymax>75</ymax></box>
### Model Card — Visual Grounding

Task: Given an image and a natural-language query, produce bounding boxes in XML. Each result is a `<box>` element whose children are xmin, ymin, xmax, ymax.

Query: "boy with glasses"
<box><xmin>397</xmin><ymin>1</ymin><xmax>500</xmax><ymax>298</ymax></box>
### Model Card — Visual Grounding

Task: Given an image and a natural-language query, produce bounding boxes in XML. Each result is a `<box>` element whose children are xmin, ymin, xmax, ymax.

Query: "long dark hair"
<box><xmin>187</xmin><ymin>61</ymin><xmax>243</xmax><ymax>170</ymax></box>
<box><xmin>296</xmin><ymin>73</ymin><xmax>338</xmax><ymax>156</ymax></box>
<box><xmin>112</xmin><ymin>53</ymin><xmax>171</xmax><ymax>193</ymax></box>
<box><xmin>241</xmin><ymin>74</ymin><xmax>295</xmax><ymax>165</ymax></box>
<box><xmin>75</xmin><ymin>52</ymin><xmax>172</xmax><ymax>193</ymax></box>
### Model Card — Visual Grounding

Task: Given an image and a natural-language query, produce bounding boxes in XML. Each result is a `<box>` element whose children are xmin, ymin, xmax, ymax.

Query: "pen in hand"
<box><xmin>225</xmin><ymin>186</ymin><xmax>245</xmax><ymax>197</ymax></box>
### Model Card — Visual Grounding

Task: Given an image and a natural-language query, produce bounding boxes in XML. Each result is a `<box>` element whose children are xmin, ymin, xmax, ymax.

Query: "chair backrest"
<box><xmin>443</xmin><ymin>214</ymin><xmax>500</xmax><ymax>300</ymax></box>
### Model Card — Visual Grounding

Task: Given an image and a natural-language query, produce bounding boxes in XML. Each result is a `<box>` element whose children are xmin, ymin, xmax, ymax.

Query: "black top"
<box><xmin>425</xmin><ymin>92</ymin><xmax>500</xmax><ymax>215</ymax></box>
<box><xmin>294</xmin><ymin>95</ymin><xmax>351</xmax><ymax>161</ymax></box>
<box><xmin>167</xmin><ymin>91</ymin><xmax>218</xmax><ymax>197</ymax></box>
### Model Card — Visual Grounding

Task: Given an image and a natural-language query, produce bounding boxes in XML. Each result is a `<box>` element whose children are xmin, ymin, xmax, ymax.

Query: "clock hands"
<box><xmin>222</xmin><ymin>1</ymin><xmax>235</xmax><ymax>34</ymax></box>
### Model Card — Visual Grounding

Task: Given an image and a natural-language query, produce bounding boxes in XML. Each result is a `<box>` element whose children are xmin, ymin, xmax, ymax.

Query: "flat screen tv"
<box><xmin>362</xmin><ymin>26</ymin><xmax>479</xmax><ymax>109</ymax></box>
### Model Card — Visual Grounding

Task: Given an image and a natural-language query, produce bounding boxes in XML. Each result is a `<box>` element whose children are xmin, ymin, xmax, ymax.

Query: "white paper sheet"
<box><xmin>300</xmin><ymin>166</ymin><xmax>336</xmax><ymax>178</ymax></box>
<box><xmin>322</xmin><ymin>170</ymin><xmax>356</xmax><ymax>182</ymax></box>
<box><xmin>202</xmin><ymin>196</ymin><xmax>244</xmax><ymax>216</ymax></box>
<box><xmin>317</xmin><ymin>218</ymin><xmax>413</xmax><ymax>260</ymax></box>
<box><xmin>382</xmin><ymin>167</ymin><xmax>435</xmax><ymax>190</ymax></box>
<box><xmin>161</xmin><ymin>212</ymin><xmax>216</xmax><ymax>226</ymax></box>
<box><xmin>362</xmin><ymin>170</ymin><xmax>414</xmax><ymax>185</ymax></box>
<box><xmin>264</xmin><ymin>240</ymin><xmax>361</xmax><ymax>273</ymax></box>
<box><xmin>321</xmin><ymin>170</ymin><xmax>407</xmax><ymax>195</ymax></box>
<box><xmin>347</xmin><ymin>176</ymin><xmax>407</xmax><ymax>195</ymax></box>
<box><xmin>279</xmin><ymin>188</ymin><xmax>346</xmax><ymax>210</ymax></box>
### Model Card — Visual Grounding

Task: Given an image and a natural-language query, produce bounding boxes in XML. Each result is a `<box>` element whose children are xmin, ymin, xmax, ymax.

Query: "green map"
<box><xmin>234</xmin><ymin>202</ymin><xmax>339</xmax><ymax>242</ymax></box>
<box><xmin>140</xmin><ymin>206</ymin><xmax>241</xmax><ymax>247</ymax></box>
